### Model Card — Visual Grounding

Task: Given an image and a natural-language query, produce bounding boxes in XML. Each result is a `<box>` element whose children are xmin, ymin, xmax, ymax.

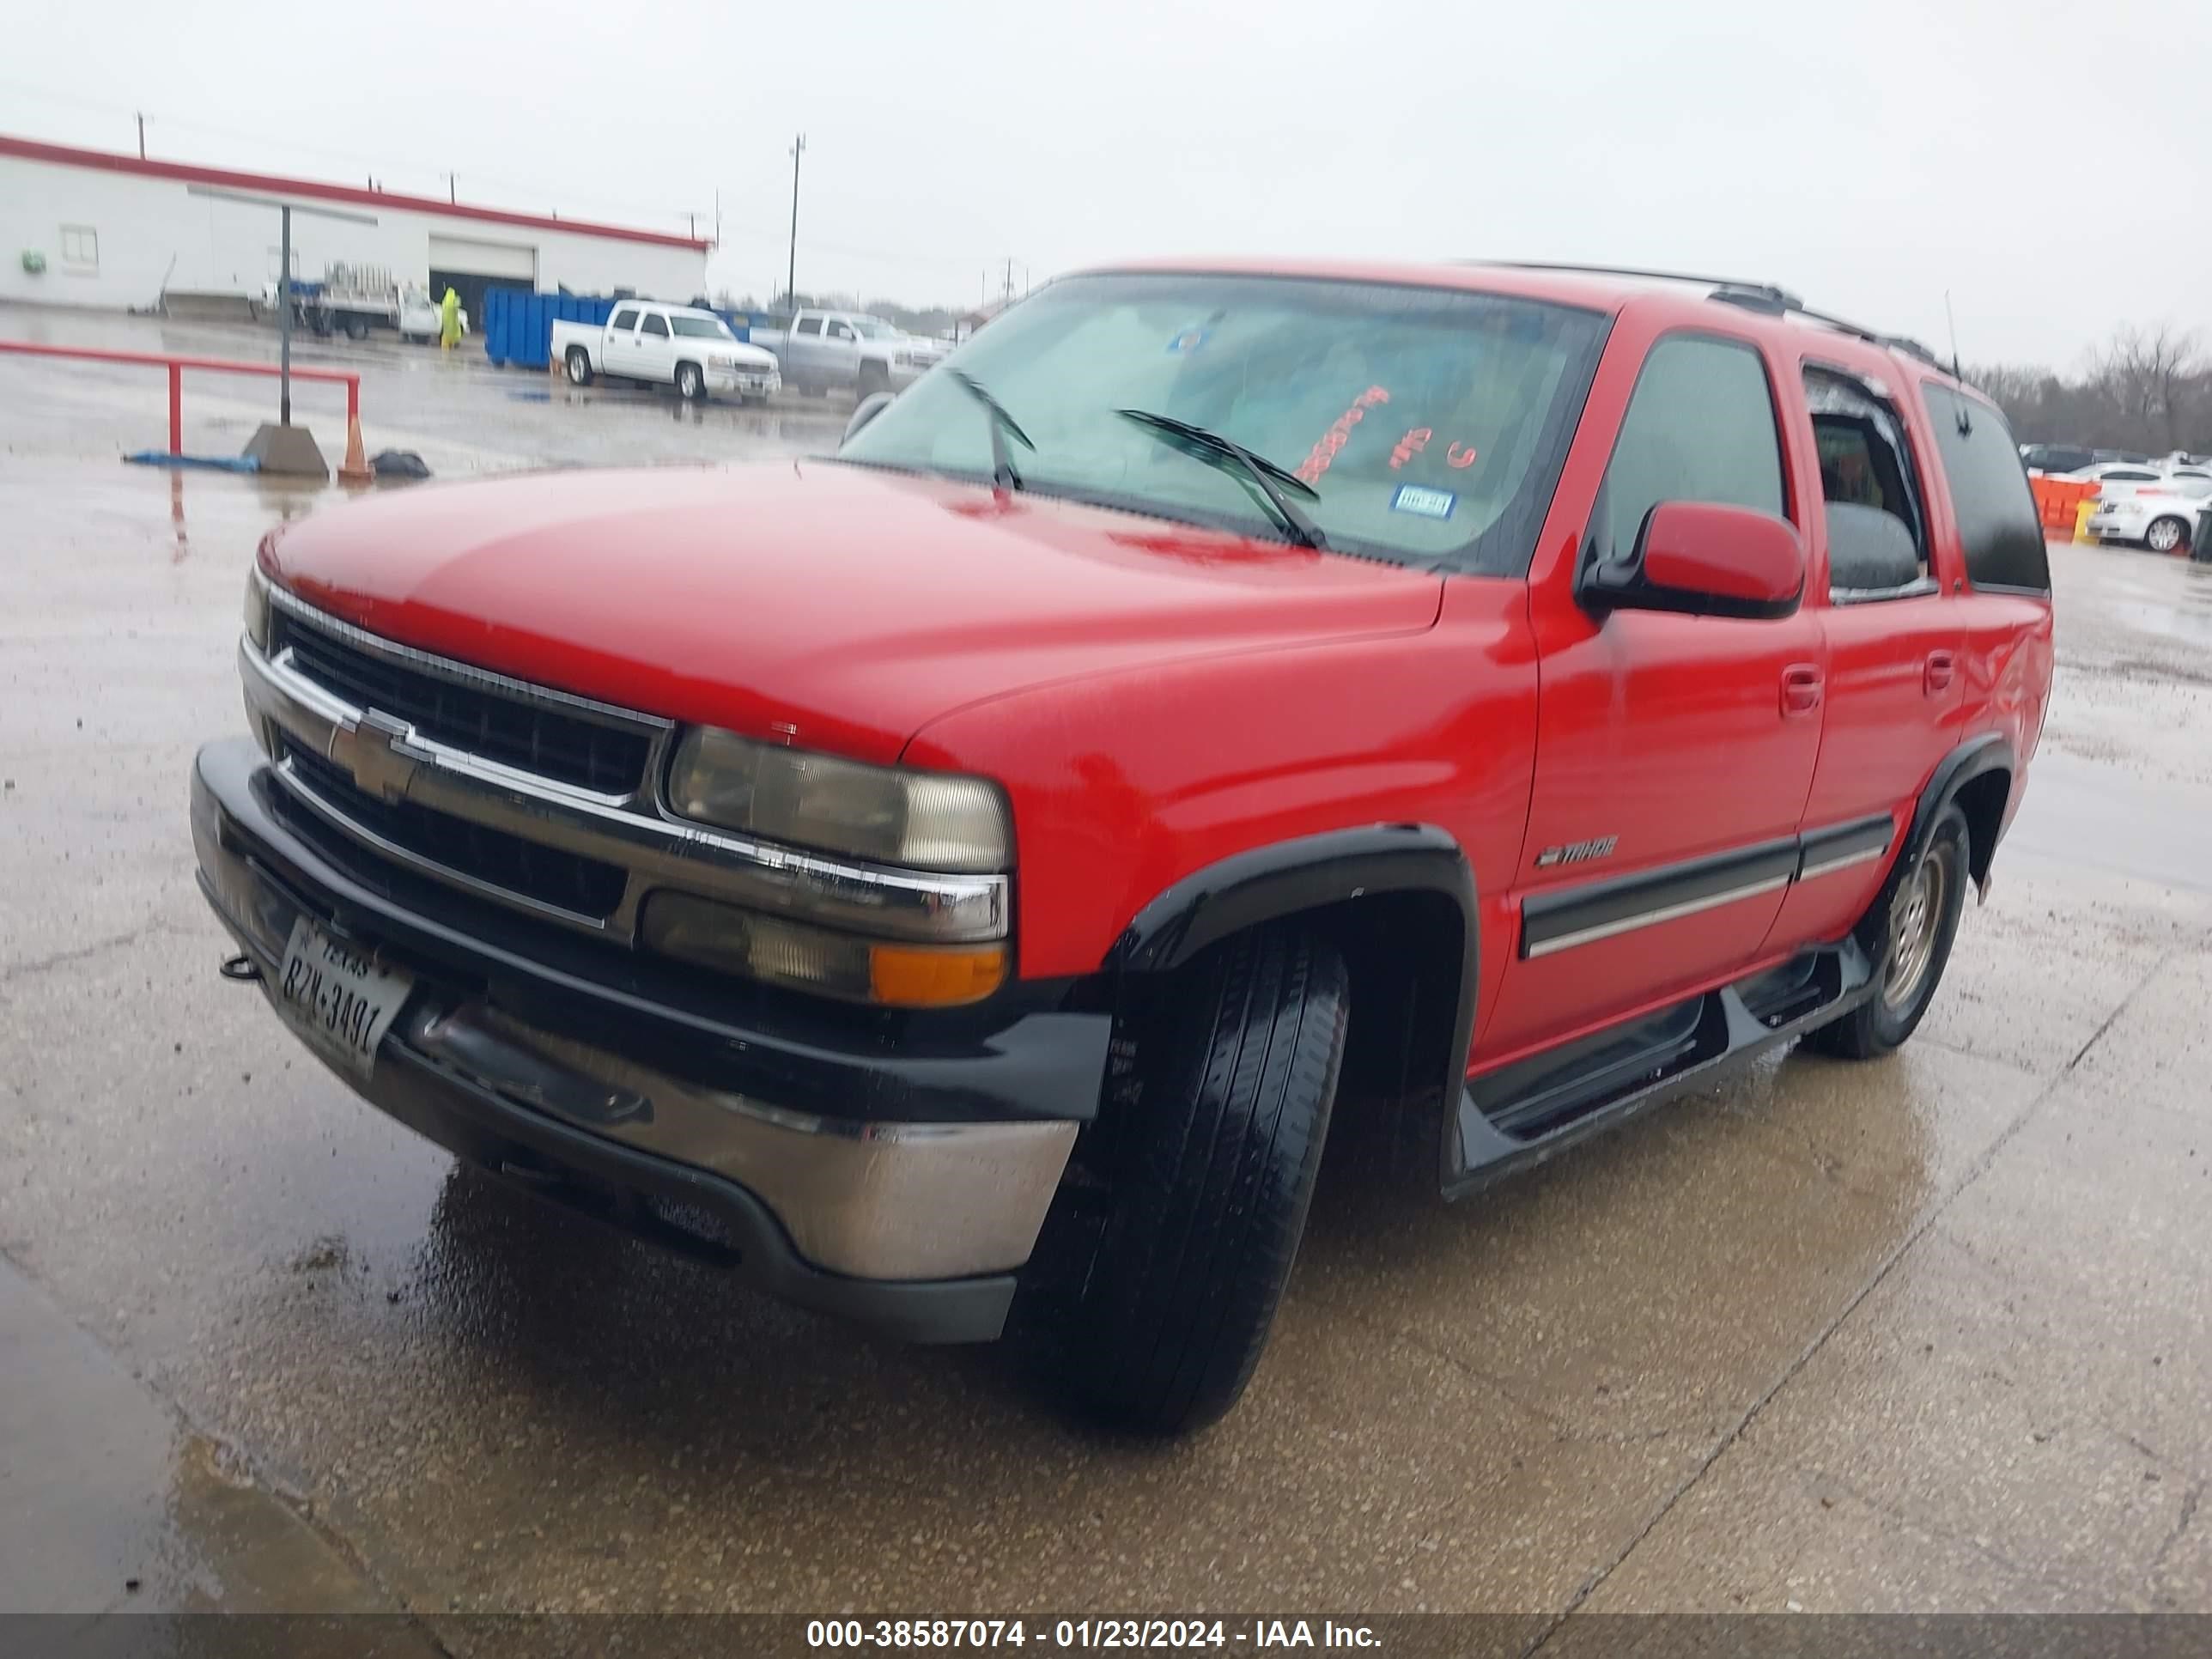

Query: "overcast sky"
<box><xmin>8</xmin><ymin>0</ymin><xmax>2205</xmax><ymax>364</ymax></box>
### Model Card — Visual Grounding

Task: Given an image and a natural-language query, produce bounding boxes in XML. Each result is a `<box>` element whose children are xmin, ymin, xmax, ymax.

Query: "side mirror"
<box><xmin>1580</xmin><ymin>500</ymin><xmax>1804</xmax><ymax>620</ymax></box>
<box><xmin>842</xmin><ymin>391</ymin><xmax>896</xmax><ymax>446</ymax></box>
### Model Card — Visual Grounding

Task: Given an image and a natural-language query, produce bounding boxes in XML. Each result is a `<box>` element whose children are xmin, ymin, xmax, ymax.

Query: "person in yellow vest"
<box><xmin>438</xmin><ymin>287</ymin><xmax>462</xmax><ymax>351</ymax></box>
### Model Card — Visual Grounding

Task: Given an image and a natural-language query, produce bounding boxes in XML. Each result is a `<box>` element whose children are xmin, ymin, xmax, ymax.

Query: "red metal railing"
<box><xmin>0</xmin><ymin>340</ymin><xmax>361</xmax><ymax>457</ymax></box>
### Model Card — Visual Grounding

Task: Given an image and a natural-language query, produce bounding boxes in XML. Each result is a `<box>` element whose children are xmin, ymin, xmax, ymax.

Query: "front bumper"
<box><xmin>191</xmin><ymin>738</ymin><xmax>1097</xmax><ymax>1342</ymax></box>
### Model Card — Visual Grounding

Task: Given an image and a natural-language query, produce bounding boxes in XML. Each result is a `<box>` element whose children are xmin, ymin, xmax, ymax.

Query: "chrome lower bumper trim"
<box><xmin>411</xmin><ymin>1007</ymin><xmax>1076</xmax><ymax>1279</ymax></box>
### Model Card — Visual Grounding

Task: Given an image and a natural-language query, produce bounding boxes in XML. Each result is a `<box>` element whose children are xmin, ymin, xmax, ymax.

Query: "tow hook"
<box><xmin>218</xmin><ymin>953</ymin><xmax>264</xmax><ymax>983</ymax></box>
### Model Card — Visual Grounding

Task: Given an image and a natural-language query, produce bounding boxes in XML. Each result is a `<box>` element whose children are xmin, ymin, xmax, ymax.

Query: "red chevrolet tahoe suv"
<box><xmin>191</xmin><ymin>260</ymin><xmax>2055</xmax><ymax>1432</ymax></box>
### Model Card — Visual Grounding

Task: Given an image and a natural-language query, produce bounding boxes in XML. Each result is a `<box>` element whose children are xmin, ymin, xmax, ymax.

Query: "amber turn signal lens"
<box><xmin>868</xmin><ymin>942</ymin><xmax>1007</xmax><ymax>1007</ymax></box>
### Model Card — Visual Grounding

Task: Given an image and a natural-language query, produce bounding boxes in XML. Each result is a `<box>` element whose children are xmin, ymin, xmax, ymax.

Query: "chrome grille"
<box><xmin>271</xmin><ymin>607</ymin><xmax>654</xmax><ymax>797</ymax></box>
<box><xmin>278</xmin><ymin>741</ymin><xmax>629</xmax><ymax>921</ymax></box>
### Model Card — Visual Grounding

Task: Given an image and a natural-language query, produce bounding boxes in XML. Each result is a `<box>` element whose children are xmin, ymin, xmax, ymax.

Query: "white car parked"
<box><xmin>551</xmin><ymin>302</ymin><xmax>781</xmax><ymax>403</ymax></box>
<box><xmin>2085</xmin><ymin>467</ymin><xmax>2212</xmax><ymax>553</ymax></box>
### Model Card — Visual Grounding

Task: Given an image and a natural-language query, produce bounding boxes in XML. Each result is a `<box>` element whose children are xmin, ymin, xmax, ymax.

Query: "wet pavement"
<box><xmin>3</xmin><ymin>304</ymin><xmax>2211</xmax><ymax>1635</ymax></box>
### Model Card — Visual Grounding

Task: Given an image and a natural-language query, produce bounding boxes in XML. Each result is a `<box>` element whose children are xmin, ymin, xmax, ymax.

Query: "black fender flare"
<box><xmin>1903</xmin><ymin>732</ymin><xmax>2014</xmax><ymax>894</ymax></box>
<box><xmin>1106</xmin><ymin>823</ymin><xmax>1479</xmax><ymax>1113</ymax></box>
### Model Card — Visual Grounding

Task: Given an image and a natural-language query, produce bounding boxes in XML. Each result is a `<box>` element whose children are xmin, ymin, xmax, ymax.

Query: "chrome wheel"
<box><xmin>1881</xmin><ymin>849</ymin><xmax>1948</xmax><ymax>1012</ymax></box>
<box><xmin>2146</xmin><ymin>517</ymin><xmax>2185</xmax><ymax>554</ymax></box>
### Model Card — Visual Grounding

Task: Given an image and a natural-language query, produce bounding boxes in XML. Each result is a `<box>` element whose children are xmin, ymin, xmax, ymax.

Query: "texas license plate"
<box><xmin>274</xmin><ymin>918</ymin><xmax>414</xmax><ymax>1084</ymax></box>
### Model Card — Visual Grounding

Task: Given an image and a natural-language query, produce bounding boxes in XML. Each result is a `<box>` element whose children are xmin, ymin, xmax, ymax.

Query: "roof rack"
<box><xmin>1467</xmin><ymin>260</ymin><xmax>1804</xmax><ymax>312</ymax></box>
<box><xmin>1463</xmin><ymin>260</ymin><xmax>1943</xmax><ymax>368</ymax></box>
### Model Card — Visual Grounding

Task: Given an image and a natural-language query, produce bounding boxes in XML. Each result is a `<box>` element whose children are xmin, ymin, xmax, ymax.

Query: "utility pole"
<box><xmin>136</xmin><ymin>113</ymin><xmax>146</xmax><ymax>159</ymax></box>
<box><xmin>277</xmin><ymin>204</ymin><xmax>293</xmax><ymax>426</ymax></box>
<box><xmin>1003</xmin><ymin>257</ymin><xmax>1014</xmax><ymax>305</ymax></box>
<box><xmin>786</xmin><ymin>134</ymin><xmax>805</xmax><ymax>308</ymax></box>
<box><xmin>441</xmin><ymin>172</ymin><xmax>457</xmax><ymax>204</ymax></box>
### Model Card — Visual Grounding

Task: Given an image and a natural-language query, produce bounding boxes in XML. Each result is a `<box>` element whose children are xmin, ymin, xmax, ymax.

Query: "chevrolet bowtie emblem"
<box><xmin>343</xmin><ymin>709</ymin><xmax>422</xmax><ymax>802</ymax></box>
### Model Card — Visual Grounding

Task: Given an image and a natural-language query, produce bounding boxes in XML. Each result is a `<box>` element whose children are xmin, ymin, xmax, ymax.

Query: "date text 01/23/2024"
<box><xmin>805</xmin><ymin>1621</ymin><xmax>1381</xmax><ymax>1650</ymax></box>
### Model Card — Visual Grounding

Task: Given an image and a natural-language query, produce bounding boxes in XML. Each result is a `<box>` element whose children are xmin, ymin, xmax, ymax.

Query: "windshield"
<box><xmin>849</xmin><ymin>316</ymin><xmax>903</xmax><ymax>339</ymax></box>
<box><xmin>837</xmin><ymin>272</ymin><xmax>1609</xmax><ymax>572</ymax></box>
<box><xmin>671</xmin><ymin>316</ymin><xmax>736</xmax><ymax>340</ymax></box>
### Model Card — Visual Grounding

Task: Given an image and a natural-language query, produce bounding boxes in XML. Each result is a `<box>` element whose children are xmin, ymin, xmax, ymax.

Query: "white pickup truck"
<box><xmin>552</xmin><ymin>301</ymin><xmax>782</xmax><ymax>403</ymax></box>
<box><xmin>746</xmin><ymin>309</ymin><xmax>950</xmax><ymax>400</ymax></box>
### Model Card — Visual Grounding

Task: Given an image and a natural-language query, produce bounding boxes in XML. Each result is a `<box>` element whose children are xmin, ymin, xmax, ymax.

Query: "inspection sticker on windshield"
<box><xmin>1391</xmin><ymin>484</ymin><xmax>1456</xmax><ymax>520</ymax></box>
<box><xmin>1165</xmin><ymin>324</ymin><xmax>1212</xmax><ymax>355</ymax></box>
<box><xmin>274</xmin><ymin>918</ymin><xmax>413</xmax><ymax>1085</ymax></box>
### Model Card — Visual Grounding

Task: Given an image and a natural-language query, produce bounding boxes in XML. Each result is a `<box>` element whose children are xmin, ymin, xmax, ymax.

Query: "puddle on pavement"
<box><xmin>2110</xmin><ymin>595</ymin><xmax>2212</xmax><ymax>649</ymax></box>
<box><xmin>0</xmin><ymin>1261</ymin><xmax>438</xmax><ymax>1638</ymax></box>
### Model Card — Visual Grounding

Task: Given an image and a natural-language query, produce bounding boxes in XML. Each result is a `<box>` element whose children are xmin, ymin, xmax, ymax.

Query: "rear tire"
<box><xmin>564</xmin><ymin>347</ymin><xmax>592</xmax><ymax>386</ymax></box>
<box><xmin>1803</xmin><ymin>805</ymin><xmax>1970</xmax><ymax>1060</ymax></box>
<box><xmin>1062</xmin><ymin>922</ymin><xmax>1348</xmax><ymax>1434</ymax></box>
<box><xmin>2146</xmin><ymin>515</ymin><xmax>2189</xmax><ymax>555</ymax></box>
<box><xmin>342</xmin><ymin>313</ymin><xmax>369</xmax><ymax>341</ymax></box>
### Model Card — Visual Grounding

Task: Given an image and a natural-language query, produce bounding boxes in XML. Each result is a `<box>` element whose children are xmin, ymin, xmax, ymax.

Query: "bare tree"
<box><xmin>2095</xmin><ymin>323</ymin><xmax>2205</xmax><ymax>452</ymax></box>
<box><xmin>1967</xmin><ymin>322</ymin><xmax>2211</xmax><ymax>456</ymax></box>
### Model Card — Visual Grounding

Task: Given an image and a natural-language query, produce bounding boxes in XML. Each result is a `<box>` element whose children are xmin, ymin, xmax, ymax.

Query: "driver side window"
<box><xmin>1589</xmin><ymin>334</ymin><xmax>1786</xmax><ymax>568</ymax></box>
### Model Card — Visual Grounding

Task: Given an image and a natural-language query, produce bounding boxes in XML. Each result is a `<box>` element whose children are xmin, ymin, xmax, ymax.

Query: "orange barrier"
<box><xmin>2030</xmin><ymin>475</ymin><xmax>2100</xmax><ymax>532</ymax></box>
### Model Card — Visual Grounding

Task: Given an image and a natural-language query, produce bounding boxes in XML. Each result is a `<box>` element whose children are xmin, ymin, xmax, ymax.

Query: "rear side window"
<box><xmin>795</xmin><ymin>316</ymin><xmax>823</xmax><ymax>337</ymax></box>
<box><xmin>1921</xmin><ymin>385</ymin><xmax>2050</xmax><ymax>592</ymax></box>
<box><xmin>1588</xmin><ymin>334</ymin><xmax>1785</xmax><ymax>566</ymax></box>
<box><xmin>610</xmin><ymin>306</ymin><xmax>640</xmax><ymax>331</ymax></box>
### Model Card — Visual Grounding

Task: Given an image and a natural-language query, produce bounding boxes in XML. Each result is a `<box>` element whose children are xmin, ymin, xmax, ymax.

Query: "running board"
<box><xmin>1444</xmin><ymin>939</ymin><xmax>1877</xmax><ymax>1197</ymax></box>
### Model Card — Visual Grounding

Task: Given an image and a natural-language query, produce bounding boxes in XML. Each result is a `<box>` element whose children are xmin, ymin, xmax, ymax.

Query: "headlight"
<box><xmin>243</xmin><ymin>568</ymin><xmax>271</xmax><ymax>651</ymax></box>
<box><xmin>667</xmin><ymin>726</ymin><xmax>1009</xmax><ymax>872</ymax></box>
<box><xmin>641</xmin><ymin>891</ymin><xmax>1006</xmax><ymax>1006</ymax></box>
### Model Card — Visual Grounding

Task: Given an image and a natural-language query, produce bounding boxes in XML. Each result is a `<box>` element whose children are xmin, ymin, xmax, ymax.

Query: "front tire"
<box><xmin>1063</xmin><ymin>923</ymin><xmax>1348</xmax><ymax>1434</ymax></box>
<box><xmin>1804</xmin><ymin>805</ymin><xmax>1970</xmax><ymax>1060</ymax></box>
<box><xmin>2146</xmin><ymin>515</ymin><xmax>2190</xmax><ymax>555</ymax></box>
<box><xmin>564</xmin><ymin>347</ymin><xmax>592</xmax><ymax>386</ymax></box>
<box><xmin>676</xmin><ymin>362</ymin><xmax>707</xmax><ymax>401</ymax></box>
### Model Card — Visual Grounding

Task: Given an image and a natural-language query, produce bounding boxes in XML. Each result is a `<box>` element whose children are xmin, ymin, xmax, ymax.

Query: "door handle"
<box><xmin>1924</xmin><ymin>651</ymin><xmax>1957</xmax><ymax>694</ymax></box>
<box><xmin>1781</xmin><ymin>664</ymin><xmax>1824</xmax><ymax>716</ymax></box>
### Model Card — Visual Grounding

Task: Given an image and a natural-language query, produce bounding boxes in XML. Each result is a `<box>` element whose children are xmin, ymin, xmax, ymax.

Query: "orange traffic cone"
<box><xmin>337</xmin><ymin>416</ymin><xmax>372</xmax><ymax>485</ymax></box>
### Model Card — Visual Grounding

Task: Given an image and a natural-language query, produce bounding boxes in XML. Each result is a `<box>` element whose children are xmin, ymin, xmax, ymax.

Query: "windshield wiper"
<box><xmin>947</xmin><ymin>370</ymin><xmax>1035</xmax><ymax>490</ymax></box>
<box><xmin>1113</xmin><ymin>409</ymin><xmax>1326</xmax><ymax>549</ymax></box>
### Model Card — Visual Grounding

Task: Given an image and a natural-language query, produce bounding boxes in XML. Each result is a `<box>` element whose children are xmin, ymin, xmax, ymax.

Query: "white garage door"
<box><xmin>426</xmin><ymin>235</ymin><xmax>538</xmax><ymax>282</ymax></box>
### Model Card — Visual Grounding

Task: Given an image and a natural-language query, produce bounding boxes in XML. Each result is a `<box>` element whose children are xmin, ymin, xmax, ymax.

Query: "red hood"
<box><xmin>265</xmin><ymin>463</ymin><xmax>1443</xmax><ymax>763</ymax></box>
